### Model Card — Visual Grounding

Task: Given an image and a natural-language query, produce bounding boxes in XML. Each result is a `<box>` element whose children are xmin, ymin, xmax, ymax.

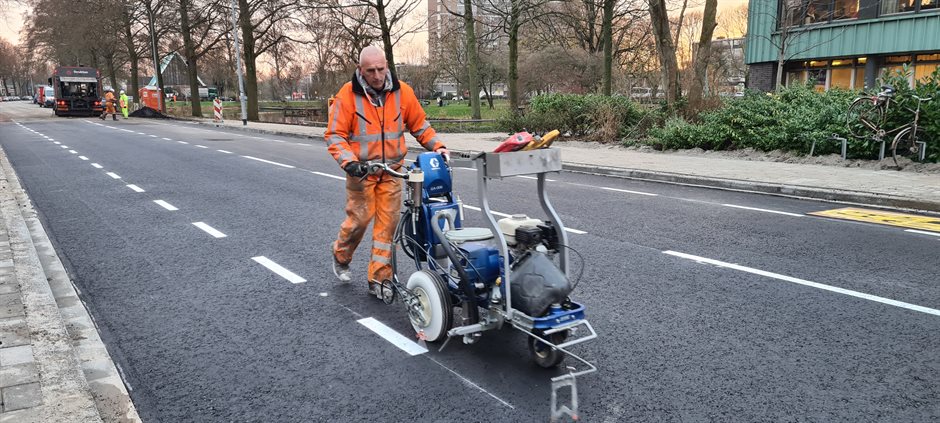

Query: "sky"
<box><xmin>0</xmin><ymin>0</ymin><xmax>749</xmax><ymax>52</ymax></box>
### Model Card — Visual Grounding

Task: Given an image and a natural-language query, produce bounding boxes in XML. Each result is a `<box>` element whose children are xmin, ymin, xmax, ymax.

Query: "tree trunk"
<box><xmin>463</xmin><ymin>0</ymin><xmax>481</xmax><ymax>119</ymax></box>
<box><xmin>120</xmin><ymin>3</ymin><xmax>139</xmax><ymax>102</ymax></box>
<box><xmin>601</xmin><ymin>0</ymin><xmax>614</xmax><ymax>96</ymax></box>
<box><xmin>106</xmin><ymin>55</ymin><xmax>119</xmax><ymax>91</ymax></box>
<box><xmin>238</xmin><ymin>0</ymin><xmax>259</xmax><ymax>121</ymax></box>
<box><xmin>375</xmin><ymin>0</ymin><xmax>397</xmax><ymax>76</ymax></box>
<box><xmin>648</xmin><ymin>0</ymin><xmax>680</xmax><ymax>106</ymax></box>
<box><xmin>688</xmin><ymin>0</ymin><xmax>718</xmax><ymax>109</ymax></box>
<box><xmin>179</xmin><ymin>0</ymin><xmax>203</xmax><ymax>117</ymax></box>
<box><xmin>508</xmin><ymin>1</ymin><xmax>520</xmax><ymax>114</ymax></box>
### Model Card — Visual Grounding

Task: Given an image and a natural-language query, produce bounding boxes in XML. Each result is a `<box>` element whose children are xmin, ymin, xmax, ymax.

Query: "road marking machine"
<box><xmin>364</xmin><ymin>147</ymin><xmax>597</xmax><ymax>421</ymax></box>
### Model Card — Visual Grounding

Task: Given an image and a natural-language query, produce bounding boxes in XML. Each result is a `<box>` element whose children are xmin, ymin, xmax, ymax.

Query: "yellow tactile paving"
<box><xmin>809</xmin><ymin>207</ymin><xmax>940</xmax><ymax>233</ymax></box>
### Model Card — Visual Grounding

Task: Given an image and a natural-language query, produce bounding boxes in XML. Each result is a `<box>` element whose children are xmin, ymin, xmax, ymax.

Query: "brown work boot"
<box><xmin>331</xmin><ymin>243</ymin><xmax>351</xmax><ymax>282</ymax></box>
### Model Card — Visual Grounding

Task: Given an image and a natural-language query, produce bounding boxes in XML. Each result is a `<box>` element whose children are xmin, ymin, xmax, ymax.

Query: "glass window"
<box><xmin>915</xmin><ymin>63</ymin><xmax>939</xmax><ymax>81</ymax></box>
<box><xmin>831</xmin><ymin>68</ymin><xmax>853</xmax><ymax>88</ymax></box>
<box><xmin>783</xmin><ymin>0</ymin><xmax>804</xmax><ymax>27</ymax></box>
<box><xmin>806</xmin><ymin>0</ymin><xmax>833</xmax><ymax>23</ymax></box>
<box><xmin>923</xmin><ymin>0</ymin><xmax>939</xmax><ymax>10</ymax></box>
<box><xmin>882</xmin><ymin>0</ymin><xmax>915</xmax><ymax>14</ymax></box>
<box><xmin>885</xmin><ymin>55</ymin><xmax>912</xmax><ymax>64</ymax></box>
<box><xmin>834</xmin><ymin>0</ymin><xmax>859</xmax><ymax>19</ymax></box>
<box><xmin>787</xmin><ymin>71</ymin><xmax>806</xmax><ymax>86</ymax></box>
<box><xmin>855</xmin><ymin>68</ymin><xmax>866</xmax><ymax>89</ymax></box>
<box><xmin>916</xmin><ymin>54</ymin><xmax>940</xmax><ymax>62</ymax></box>
<box><xmin>808</xmin><ymin>69</ymin><xmax>827</xmax><ymax>90</ymax></box>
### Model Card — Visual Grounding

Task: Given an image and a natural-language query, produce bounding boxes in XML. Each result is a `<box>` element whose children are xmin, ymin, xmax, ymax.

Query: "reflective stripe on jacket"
<box><xmin>325</xmin><ymin>73</ymin><xmax>443</xmax><ymax>170</ymax></box>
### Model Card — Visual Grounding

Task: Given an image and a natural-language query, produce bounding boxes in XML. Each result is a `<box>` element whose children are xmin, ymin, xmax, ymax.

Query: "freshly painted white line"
<box><xmin>426</xmin><ymin>356</ymin><xmax>515</xmax><ymax>409</ymax></box>
<box><xmin>241</xmin><ymin>155</ymin><xmax>295</xmax><ymax>168</ymax></box>
<box><xmin>60</xmin><ymin>145</ymin><xmax>69</xmax><ymax>149</ymax></box>
<box><xmin>518</xmin><ymin>175</ymin><xmax>556</xmax><ymax>182</ymax></box>
<box><xmin>196</xmin><ymin>145</ymin><xmax>209</xmax><ymax>149</ymax></box>
<box><xmin>121</xmin><ymin>129</ymin><xmax>134</xmax><ymax>133</ymax></box>
<box><xmin>192</xmin><ymin>222</ymin><xmax>227</xmax><ymax>238</ymax></box>
<box><xmin>357</xmin><ymin>317</ymin><xmax>428</xmax><ymax>356</ymax></box>
<box><xmin>721</xmin><ymin>204</ymin><xmax>804</xmax><ymax>217</ymax></box>
<box><xmin>53</xmin><ymin>141</ymin><xmax>60</xmax><ymax>144</ymax></box>
<box><xmin>69</xmin><ymin>150</ymin><xmax>77</xmax><ymax>154</ymax></box>
<box><xmin>177</xmin><ymin>141</ymin><xmax>189</xmax><ymax>144</ymax></box>
<box><xmin>91</xmin><ymin>163</ymin><xmax>103</xmax><ymax>169</ymax></box>
<box><xmin>106</xmin><ymin>172</ymin><xmax>121</xmax><ymax>179</ymax></box>
<box><xmin>319</xmin><ymin>292</ymin><xmax>328</xmax><ymax>297</ymax></box>
<box><xmin>905</xmin><ymin>229</ymin><xmax>940</xmax><ymax>237</ymax></box>
<box><xmin>311</xmin><ymin>171</ymin><xmax>345</xmax><ymax>181</ymax></box>
<box><xmin>162</xmin><ymin>137</ymin><xmax>172</xmax><ymax>140</ymax></box>
<box><xmin>601</xmin><ymin>186</ymin><xmax>659</xmax><ymax>197</ymax></box>
<box><xmin>47</xmin><ymin>138</ymin><xmax>55</xmax><ymax>141</ymax></box>
<box><xmin>149</xmin><ymin>134</ymin><xmax>158</xmax><ymax>138</ymax></box>
<box><xmin>136</xmin><ymin>132</ymin><xmax>145</xmax><ymax>134</ymax></box>
<box><xmin>251</xmin><ymin>256</ymin><xmax>306</xmax><ymax>284</ymax></box>
<box><xmin>217</xmin><ymin>149</ymin><xmax>233</xmax><ymax>154</ymax></box>
<box><xmin>153</xmin><ymin>200</ymin><xmax>178</xmax><ymax>211</ymax></box>
<box><xmin>564</xmin><ymin>227</ymin><xmax>588</xmax><ymax>234</ymax></box>
<box><xmin>79</xmin><ymin>156</ymin><xmax>89</xmax><ymax>160</ymax></box>
<box><xmin>126</xmin><ymin>184</ymin><xmax>145</xmax><ymax>193</ymax></box>
<box><xmin>664</xmin><ymin>250</ymin><xmax>940</xmax><ymax>317</ymax></box>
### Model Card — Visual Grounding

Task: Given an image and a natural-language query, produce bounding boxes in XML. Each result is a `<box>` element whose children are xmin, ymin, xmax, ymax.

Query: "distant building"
<box><xmin>694</xmin><ymin>37</ymin><xmax>747</xmax><ymax>95</ymax></box>
<box><xmin>147</xmin><ymin>52</ymin><xmax>208</xmax><ymax>98</ymax></box>
<box><xmin>745</xmin><ymin>0</ymin><xmax>940</xmax><ymax>91</ymax></box>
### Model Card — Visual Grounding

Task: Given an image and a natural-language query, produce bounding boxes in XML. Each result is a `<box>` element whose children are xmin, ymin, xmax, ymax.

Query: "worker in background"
<box><xmin>325</xmin><ymin>45</ymin><xmax>448</xmax><ymax>298</ymax></box>
<box><xmin>100</xmin><ymin>88</ymin><xmax>118</xmax><ymax>121</ymax></box>
<box><xmin>119</xmin><ymin>89</ymin><xmax>129</xmax><ymax>119</ymax></box>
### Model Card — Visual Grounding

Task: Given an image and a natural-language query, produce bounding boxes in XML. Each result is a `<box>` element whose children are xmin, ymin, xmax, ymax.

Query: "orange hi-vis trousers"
<box><xmin>333</xmin><ymin>172</ymin><xmax>403</xmax><ymax>283</ymax></box>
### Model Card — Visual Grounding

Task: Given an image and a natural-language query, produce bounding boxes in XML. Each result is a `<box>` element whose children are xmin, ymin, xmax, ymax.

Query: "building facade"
<box><xmin>745</xmin><ymin>0</ymin><xmax>940</xmax><ymax>91</ymax></box>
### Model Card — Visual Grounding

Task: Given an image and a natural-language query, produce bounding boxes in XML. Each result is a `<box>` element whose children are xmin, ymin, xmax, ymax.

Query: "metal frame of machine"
<box><xmin>369</xmin><ymin>148</ymin><xmax>597</xmax><ymax>421</ymax></box>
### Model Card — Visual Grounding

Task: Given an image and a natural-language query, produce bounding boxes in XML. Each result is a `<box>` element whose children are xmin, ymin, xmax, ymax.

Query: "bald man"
<box><xmin>325</xmin><ymin>46</ymin><xmax>449</xmax><ymax>298</ymax></box>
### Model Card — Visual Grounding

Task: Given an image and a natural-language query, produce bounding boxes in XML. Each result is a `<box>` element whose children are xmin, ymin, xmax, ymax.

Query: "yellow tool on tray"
<box><xmin>522</xmin><ymin>129</ymin><xmax>560</xmax><ymax>150</ymax></box>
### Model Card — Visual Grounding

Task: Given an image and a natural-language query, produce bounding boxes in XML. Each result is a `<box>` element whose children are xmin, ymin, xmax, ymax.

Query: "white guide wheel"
<box><xmin>406</xmin><ymin>270</ymin><xmax>452</xmax><ymax>342</ymax></box>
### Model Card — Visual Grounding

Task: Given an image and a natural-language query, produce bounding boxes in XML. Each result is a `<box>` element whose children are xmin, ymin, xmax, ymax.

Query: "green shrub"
<box><xmin>497</xmin><ymin>93</ymin><xmax>645</xmax><ymax>142</ymax></box>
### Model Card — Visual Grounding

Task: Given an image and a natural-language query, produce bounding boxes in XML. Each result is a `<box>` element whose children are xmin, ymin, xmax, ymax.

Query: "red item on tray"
<box><xmin>494</xmin><ymin>131</ymin><xmax>534</xmax><ymax>152</ymax></box>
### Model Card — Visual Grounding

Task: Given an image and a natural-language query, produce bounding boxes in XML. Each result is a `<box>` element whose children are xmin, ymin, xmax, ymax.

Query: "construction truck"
<box><xmin>48</xmin><ymin>66</ymin><xmax>104</xmax><ymax>117</ymax></box>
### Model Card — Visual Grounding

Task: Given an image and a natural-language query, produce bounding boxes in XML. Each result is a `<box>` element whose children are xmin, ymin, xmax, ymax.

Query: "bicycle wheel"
<box><xmin>846</xmin><ymin>97</ymin><xmax>884</xmax><ymax>138</ymax></box>
<box><xmin>891</xmin><ymin>127</ymin><xmax>924</xmax><ymax>167</ymax></box>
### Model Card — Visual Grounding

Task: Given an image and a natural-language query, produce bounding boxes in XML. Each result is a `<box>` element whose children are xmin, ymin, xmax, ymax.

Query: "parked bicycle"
<box><xmin>846</xmin><ymin>85</ymin><xmax>932</xmax><ymax>166</ymax></box>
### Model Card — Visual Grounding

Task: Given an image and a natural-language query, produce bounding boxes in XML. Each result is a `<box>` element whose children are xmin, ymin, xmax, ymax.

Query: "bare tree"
<box><xmin>175</xmin><ymin>0</ymin><xmax>226</xmax><ymax>116</ymax></box>
<box><xmin>648</xmin><ymin>0</ymin><xmax>680</xmax><ymax>105</ymax></box>
<box><xmin>687</xmin><ymin>0</ymin><xmax>717</xmax><ymax>109</ymax></box>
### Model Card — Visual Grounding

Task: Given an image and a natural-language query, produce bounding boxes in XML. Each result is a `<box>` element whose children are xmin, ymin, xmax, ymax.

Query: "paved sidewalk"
<box><xmin>0</xmin><ymin>146</ymin><xmax>139</xmax><ymax>422</ymax></box>
<box><xmin>187</xmin><ymin>117</ymin><xmax>940</xmax><ymax>213</ymax></box>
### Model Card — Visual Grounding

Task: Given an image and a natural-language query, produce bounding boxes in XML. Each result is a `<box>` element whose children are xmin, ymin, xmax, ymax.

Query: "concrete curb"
<box><xmin>0</xmin><ymin>147</ymin><xmax>140</xmax><ymax>422</ymax></box>
<box><xmin>174</xmin><ymin>117</ymin><xmax>940</xmax><ymax>214</ymax></box>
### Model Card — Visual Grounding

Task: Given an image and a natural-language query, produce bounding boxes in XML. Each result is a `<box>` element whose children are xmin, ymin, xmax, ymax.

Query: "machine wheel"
<box><xmin>405</xmin><ymin>270</ymin><xmax>452</xmax><ymax>342</ymax></box>
<box><xmin>528</xmin><ymin>330</ymin><xmax>568</xmax><ymax>368</ymax></box>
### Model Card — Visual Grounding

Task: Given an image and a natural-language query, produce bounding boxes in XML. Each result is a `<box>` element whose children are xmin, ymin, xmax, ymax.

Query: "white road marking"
<box><xmin>79</xmin><ymin>156</ymin><xmax>89</xmax><ymax>160</ymax></box>
<box><xmin>47</xmin><ymin>138</ymin><xmax>54</xmax><ymax>141</ymax></box>
<box><xmin>91</xmin><ymin>163</ymin><xmax>103</xmax><ymax>169</ymax></box>
<box><xmin>217</xmin><ymin>149</ymin><xmax>233</xmax><ymax>154</ymax></box>
<box><xmin>905</xmin><ymin>229</ymin><xmax>940</xmax><ymax>237</ymax></box>
<box><xmin>53</xmin><ymin>141</ymin><xmax>60</xmax><ymax>144</ymax></box>
<box><xmin>564</xmin><ymin>227</ymin><xmax>588</xmax><ymax>234</ymax></box>
<box><xmin>136</xmin><ymin>132</ymin><xmax>145</xmax><ymax>134</ymax></box>
<box><xmin>121</xmin><ymin>129</ymin><xmax>134</xmax><ymax>133</ymax></box>
<box><xmin>357</xmin><ymin>317</ymin><xmax>428</xmax><ymax>356</ymax></box>
<box><xmin>251</xmin><ymin>256</ymin><xmax>306</xmax><ymax>283</ymax></box>
<box><xmin>517</xmin><ymin>175</ymin><xmax>555</xmax><ymax>182</ymax></box>
<box><xmin>153</xmin><ymin>200</ymin><xmax>178</xmax><ymax>211</ymax></box>
<box><xmin>722</xmin><ymin>204</ymin><xmax>804</xmax><ymax>217</ymax></box>
<box><xmin>192</xmin><ymin>222</ymin><xmax>227</xmax><ymax>238</ymax></box>
<box><xmin>126</xmin><ymin>184</ymin><xmax>145</xmax><ymax>193</ymax></box>
<box><xmin>664</xmin><ymin>250</ymin><xmax>940</xmax><ymax>317</ymax></box>
<box><xmin>149</xmin><ymin>135</ymin><xmax>158</xmax><ymax>138</ymax></box>
<box><xmin>426</xmin><ymin>356</ymin><xmax>515</xmax><ymax>409</ymax></box>
<box><xmin>69</xmin><ymin>150</ymin><xmax>77</xmax><ymax>154</ymax></box>
<box><xmin>162</xmin><ymin>137</ymin><xmax>171</xmax><ymax>140</ymax></box>
<box><xmin>106</xmin><ymin>172</ymin><xmax>121</xmax><ymax>179</ymax></box>
<box><xmin>241</xmin><ymin>155</ymin><xmax>295</xmax><ymax>168</ymax></box>
<box><xmin>311</xmin><ymin>171</ymin><xmax>345</xmax><ymax>181</ymax></box>
<box><xmin>177</xmin><ymin>141</ymin><xmax>189</xmax><ymax>144</ymax></box>
<box><xmin>60</xmin><ymin>145</ymin><xmax>68</xmax><ymax>149</ymax></box>
<box><xmin>319</xmin><ymin>292</ymin><xmax>328</xmax><ymax>297</ymax></box>
<box><xmin>196</xmin><ymin>145</ymin><xmax>209</xmax><ymax>149</ymax></box>
<box><xmin>601</xmin><ymin>186</ymin><xmax>659</xmax><ymax>197</ymax></box>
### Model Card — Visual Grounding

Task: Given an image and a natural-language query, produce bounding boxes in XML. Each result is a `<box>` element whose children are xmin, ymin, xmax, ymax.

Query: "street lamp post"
<box><xmin>230</xmin><ymin>0</ymin><xmax>248</xmax><ymax>125</ymax></box>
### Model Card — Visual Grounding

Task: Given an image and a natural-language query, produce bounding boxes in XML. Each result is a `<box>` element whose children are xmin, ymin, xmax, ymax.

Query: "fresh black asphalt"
<box><xmin>1</xmin><ymin>115</ymin><xmax>937</xmax><ymax>422</ymax></box>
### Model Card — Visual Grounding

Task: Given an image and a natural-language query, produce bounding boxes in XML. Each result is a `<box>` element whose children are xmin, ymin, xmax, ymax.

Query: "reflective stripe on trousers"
<box><xmin>333</xmin><ymin>174</ymin><xmax>403</xmax><ymax>283</ymax></box>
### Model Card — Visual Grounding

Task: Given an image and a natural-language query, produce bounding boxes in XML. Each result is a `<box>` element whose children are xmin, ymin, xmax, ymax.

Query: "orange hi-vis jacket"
<box><xmin>326</xmin><ymin>73</ymin><xmax>443</xmax><ymax>170</ymax></box>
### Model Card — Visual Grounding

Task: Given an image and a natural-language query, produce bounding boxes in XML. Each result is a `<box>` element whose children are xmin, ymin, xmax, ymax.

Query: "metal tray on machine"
<box><xmin>483</xmin><ymin>148</ymin><xmax>562</xmax><ymax>178</ymax></box>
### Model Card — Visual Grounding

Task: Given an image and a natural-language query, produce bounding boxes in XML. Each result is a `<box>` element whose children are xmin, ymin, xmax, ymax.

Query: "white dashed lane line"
<box><xmin>906</xmin><ymin>229</ymin><xmax>940</xmax><ymax>238</ymax></box>
<box><xmin>601</xmin><ymin>186</ymin><xmax>658</xmax><ymax>197</ymax></box>
<box><xmin>664</xmin><ymin>250</ymin><xmax>940</xmax><ymax>317</ymax></box>
<box><xmin>217</xmin><ymin>150</ymin><xmax>233</xmax><ymax>154</ymax></box>
<box><xmin>196</xmin><ymin>145</ymin><xmax>209</xmax><ymax>149</ymax></box>
<box><xmin>310</xmin><ymin>171</ymin><xmax>345</xmax><ymax>181</ymax></box>
<box><xmin>177</xmin><ymin>141</ymin><xmax>189</xmax><ymax>144</ymax></box>
<box><xmin>357</xmin><ymin>317</ymin><xmax>427</xmax><ymax>356</ymax></box>
<box><xmin>162</xmin><ymin>137</ymin><xmax>172</xmax><ymax>141</ymax></box>
<box><xmin>91</xmin><ymin>163</ymin><xmax>103</xmax><ymax>169</ymax></box>
<box><xmin>79</xmin><ymin>156</ymin><xmax>89</xmax><ymax>160</ymax></box>
<box><xmin>251</xmin><ymin>256</ymin><xmax>306</xmax><ymax>284</ymax></box>
<box><xmin>53</xmin><ymin>141</ymin><xmax>60</xmax><ymax>145</ymax></box>
<box><xmin>60</xmin><ymin>145</ymin><xmax>68</xmax><ymax>149</ymax></box>
<box><xmin>721</xmin><ymin>204</ymin><xmax>803</xmax><ymax>217</ymax></box>
<box><xmin>69</xmin><ymin>150</ymin><xmax>77</xmax><ymax>154</ymax></box>
<box><xmin>153</xmin><ymin>200</ymin><xmax>179</xmax><ymax>211</ymax></box>
<box><xmin>106</xmin><ymin>172</ymin><xmax>122</xmax><ymax>179</ymax></box>
<box><xmin>126</xmin><ymin>184</ymin><xmax>145</xmax><ymax>193</ymax></box>
<box><xmin>241</xmin><ymin>156</ymin><xmax>294</xmax><ymax>169</ymax></box>
<box><xmin>192</xmin><ymin>222</ymin><xmax>227</xmax><ymax>238</ymax></box>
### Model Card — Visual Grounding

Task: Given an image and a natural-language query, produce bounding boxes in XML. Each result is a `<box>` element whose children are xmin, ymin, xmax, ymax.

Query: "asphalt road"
<box><xmin>2</xmin><ymin>101</ymin><xmax>938</xmax><ymax>422</ymax></box>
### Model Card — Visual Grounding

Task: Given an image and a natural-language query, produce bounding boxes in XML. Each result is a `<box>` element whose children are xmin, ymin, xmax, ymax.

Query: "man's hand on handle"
<box><xmin>343</xmin><ymin>161</ymin><xmax>369</xmax><ymax>178</ymax></box>
<box><xmin>436</xmin><ymin>147</ymin><xmax>450</xmax><ymax>162</ymax></box>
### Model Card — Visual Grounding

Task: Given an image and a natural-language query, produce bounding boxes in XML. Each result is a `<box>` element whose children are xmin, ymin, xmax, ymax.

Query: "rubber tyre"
<box><xmin>528</xmin><ymin>331</ymin><xmax>568</xmax><ymax>368</ymax></box>
<box><xmin>846</xmin><ymin>97</ymin><xmax>883</xmax><ymax>139</ymax></box>
<box><xmin>405</xmin><ymin>270</ymin><xmax>452</xmax><ymax>342</ymax></box>
<box><xmin>892</xmin><ymin>127</ymin><xmax>923</xmax><ymax>167</ymax></box>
